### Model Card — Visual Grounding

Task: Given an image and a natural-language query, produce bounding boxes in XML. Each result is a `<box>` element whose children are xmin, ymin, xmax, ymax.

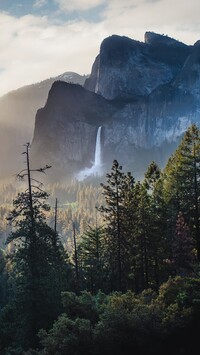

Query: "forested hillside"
<box><xmin>0</xmin><ymin>124</ymin><xmax>200</xmax><ymax>354</ymax></box>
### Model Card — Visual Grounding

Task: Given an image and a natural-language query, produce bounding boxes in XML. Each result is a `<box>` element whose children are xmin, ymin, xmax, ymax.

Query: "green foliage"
<box><xmin>158</xmin><ymin>276</ymin><xmax>200</xmax><ymax>309</ymax></box>
<box><xmin>38</xmin><ymin>277</ymin><xmax>200</xmax><ymax>355</ymax></box>
<box><xmin>99</xmin><ymin>160</ymin><xmax>136</xmax><ymax>291</ymax></box>
<box><xmin>144</xmin><ymin>161</ymin><xmax>161</xmax><ymax>190</ymax></box>
<box><xmin>61</xmin><ymin>291</ymin><xmax>99</xmax><ymax>324</ymax></box>
<box><xmin>171</xmin><ymin>212</ymin><xmax>197</xmax><ymax>275</ymax></box>
<box><xmin>78</xmin><ymin>225</ymin><xmax>106</xmax><ymax>292</ymax></box>
<box><xmin>0</xmin><ymin>146</ymin><xmax>72</xmax><ymax>351</ymax></box>
<box><xmin>39</xmin><ymin>315</ymin><xmax>93</xmax><ymax>355</ymax></box>
<box><xmin>162</xmin><ymin>124</ymin><xmax>200</xmax><ymax>260</ymax></box>
<box><xmin>94</xmin><ymin>290</ymin><xmax>163</xmax><ymax>355</ymax></box>
<box><xmin>1</xmin><ymin>125</ymin><xmax>200</xmax><ymax>353</ymax></box>
<box><xmin>5</xmin><ymin>188</ymin><xmax>69</xmax><ymax>348</ymax></box>
<box><xmin>130</xmin><ymin>181</ymin><xmax>153</xmax><ymax>291</ymax></box>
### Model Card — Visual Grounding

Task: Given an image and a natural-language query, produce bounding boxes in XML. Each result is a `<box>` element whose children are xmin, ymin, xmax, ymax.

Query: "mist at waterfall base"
<box><xmin>76</xmin><ymin>126</ymin><xmax>104</xmax><ymax>181</ymax></box>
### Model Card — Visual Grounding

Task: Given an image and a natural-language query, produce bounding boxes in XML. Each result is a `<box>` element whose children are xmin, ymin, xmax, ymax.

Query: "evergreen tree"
<box><xmin>130</xmin><ymin>182</ymin><xmax>153</xmax><ymax>291</ymax></box>
<box><xmin>79</xmin><ymin>225</ymin><xmax>105</xmax><ymax>293</ymax></box>
<box><xmin>144</xmin><ymin>162</ymin><xmax>169</xmax><ymax>288</ymax></box>
<box><xmin>99</xmin><ymin>160</ymin><xmax>124</xmax><ymax>291</ymax></box>
<box><xmin>120</xmin><ymin>171</ymin><xmax>136</xmax><ymax>290</ymax></box>
<box><xmin>163</xmin><ymin>124</ymin><xmax>200</xmax><ymax>261</ymax></box>
<box><xmin>172</xmin><ymin>212</ymin><xmax>196</xmax><ymax>276</ymax></box>
<box><xmin>99</xmin><ymin>160</ymin><xmax>135</xmax><ymax>291</ymax></box>
<box><xmin>72</xmin><ymin>220</ymin><xmax>80</xmax><ymax>293</ymax></box>
<box><xmin>5</xmin><ymin>143</ymin><xmax>71</xmax><ymax>350</ymax></box>
<box><xmin>144</xmin><ymin>161</ymin><xmax>161</xmax><ymax>191</ymax></box>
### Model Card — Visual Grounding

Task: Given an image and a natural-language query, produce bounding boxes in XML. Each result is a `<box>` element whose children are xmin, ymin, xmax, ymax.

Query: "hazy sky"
<box><xmin>0</xmin><ymin>0</ymin><xmax>200</xmax><ymax>96</ymax></box>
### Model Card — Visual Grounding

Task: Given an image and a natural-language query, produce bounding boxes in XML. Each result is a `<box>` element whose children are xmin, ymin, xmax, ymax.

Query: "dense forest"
<box><xmin>0</xmin><ymin>124</ymin><xmax>200</xmax><ymax>354</ymax></box>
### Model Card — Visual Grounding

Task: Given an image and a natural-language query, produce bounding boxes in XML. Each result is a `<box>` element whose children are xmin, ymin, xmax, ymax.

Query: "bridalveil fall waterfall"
<box><xmin>76</xmin><ymin>126</ymin><xmax>103</xmax><ymax>181</ymax></box>
<box><xmin>94</xmin><ymin>126</ymin><xmax>102</xmax><ymax>167</ymax></box>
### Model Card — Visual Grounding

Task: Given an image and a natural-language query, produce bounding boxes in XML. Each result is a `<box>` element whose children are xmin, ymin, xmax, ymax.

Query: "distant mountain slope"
<box><xmin>0</xmin><ymin>72</ymin><xmax>88</xmax><ymax>179</ymax></box>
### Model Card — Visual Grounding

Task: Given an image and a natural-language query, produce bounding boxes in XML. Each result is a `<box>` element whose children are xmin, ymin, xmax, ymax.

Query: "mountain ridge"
<box><xmin>31</xmin><ymin>32</ymin><xmax>200</xmax><ymax>182</ymax></box>
<box><xmin>0</xmin><ymin>72</ymin><xmax>89</xmax><ymax>179</ymax></box>
<box><xmin>1</xmin><ymin>31</ymin><xmax>200</xmax><ymax>182</ymax></box>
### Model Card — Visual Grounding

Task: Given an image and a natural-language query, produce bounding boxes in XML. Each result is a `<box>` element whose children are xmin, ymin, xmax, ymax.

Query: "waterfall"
<box><xmin>94</xmin><ymin>126</ymin><xmax>102</xmax><ymax>167</ymax></box>
<box><xmin>76</xmin><ymin>126</ymin><xmax>103</xmax><ymax>181</ymax></box>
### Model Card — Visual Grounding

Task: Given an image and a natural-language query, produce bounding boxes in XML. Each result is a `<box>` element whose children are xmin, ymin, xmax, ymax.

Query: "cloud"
<box><xmin>0</xmin><ymin>0</ymin><xmax>200</xmax><ymax>97</ymax></box>
<box><xmin>54</xmin><ymin>0</ymin><xmax>104</xmax><ymax>12</ymax></box>
<box><xmin>34</xmin><ymin>0</ymin><xmax>48</xmax><ymax>8</ymax></box>
<box><xmin>0</xmin><ymin>12</ymin><xmax>106</xmax><ymax>96</ymax></box>
<box><xmin>101</xmin><ymin>0</ymin><xmax>200</xmax><ymax>43</ymax></box>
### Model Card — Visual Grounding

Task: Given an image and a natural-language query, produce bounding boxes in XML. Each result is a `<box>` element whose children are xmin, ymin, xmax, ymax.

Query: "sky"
<box><xmin>0</xmin><ymin>0</ymin><xmax>200</xmax><ymax>96</ymax></box>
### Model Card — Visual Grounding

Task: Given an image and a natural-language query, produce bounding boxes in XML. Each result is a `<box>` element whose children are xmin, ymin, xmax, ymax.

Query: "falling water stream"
<box><xmin>94</xmin><ymin>126</ymin><xmax>102</xmax><ymax>166</ymax></box>
<box><xmin>76</xmin><ymin>126</ymin><xmax>103</xmax><ymax>181</ymax></box>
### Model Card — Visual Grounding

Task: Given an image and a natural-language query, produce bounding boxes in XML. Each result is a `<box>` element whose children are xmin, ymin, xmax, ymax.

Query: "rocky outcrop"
<box><xmin>31</xmin><ymin>81</ymin><xmax>118</xmax><ymax>180</ymax></box>
<box><xmin>31</xmin><ymin>83</ymin><xmax>198</xmax><ymax>181</ymax></box>
<box><xmin>84</xmin><ymin>33</ymin><xmax>191</xmax><ymax>100</ymax></box>
<box><xmin>173</xmin><ymin>40</ymin><xmax>200</xmax><ymax>99</ymax></box>
<box><xmin>31</xmin><ymin>32</ymin><xmax>200</xmax><ymax>182</ymax></box>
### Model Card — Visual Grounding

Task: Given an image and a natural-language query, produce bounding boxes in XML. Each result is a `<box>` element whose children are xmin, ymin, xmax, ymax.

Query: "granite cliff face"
<box><xmin>31</xmin><ymin>32</ymin><xmax>200</xmax><ymax>181</ymax></box>
<box><xmin>84</xmin><ymin>33</ymin><xmax>190</xmax><ymax>99</ymax></box>
<box><xmin>173</xmin><ymin>40</ymin><xmax>200</xmax><ymax>99</ymax></box>
<box><xmin>31</xmin><ymin>82</ymin><xmax>117</xmax><ymax>180</ymax></box>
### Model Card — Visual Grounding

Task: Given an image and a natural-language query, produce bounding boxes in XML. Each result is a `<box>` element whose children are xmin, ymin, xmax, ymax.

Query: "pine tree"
<box><xmin>79</xmin><ymin>225</ymin><xmax>105</xmax><ymax>293</ymax></box>
<box><xmin>172</xmin><ymin>212</ymin><xmax>196</xmax><ymax>276</ymax></box>
<box><xmin>144</xmin><ymin>162</ymin><xmax>169</xmax><ymax>289</ymax></box>
<box><xmin>130</xmin><ymin>182</ymin><xmax>153</xmax><ymax>291</ymax></box>
<box><xmin>72</xmin><ymin>221</ymin><xmax>80</xmax><ymax>293</ymax></box>
<box><xmin>5</xmin><ymin>143</ymin><xmax>70</xmax><ymax>350</ymax></box>
<box><xmin>99</xmin><ymin>160</ymin><xmax>135</xmax><ymax>291</ymax></box>
<box><xmin>144</xmin><ymin>161</ymin><xmax>161</xmax><ymax>191</ymax></box>
<box><xmin>120</xmin><ymin>171</ymin><xmax>136</xmax><ymax>290</ymax></box>
<box><xmin>163</xmin><ymin>124</ymin><xmax>200</xmax><ymax>261</ymax></box>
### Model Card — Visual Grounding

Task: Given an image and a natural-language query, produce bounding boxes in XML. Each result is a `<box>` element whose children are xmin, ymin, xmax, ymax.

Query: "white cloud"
<box><xmin>54</xmin><ymin>0</ymin><xmax>104</xmax><ymax>12</ymax></box>
<box><xmin>33</xmin><ymin>0</ymin><xmax>48</xmax><ymax>8</ymax></box>
<box><xmin>0</xmin><ymin>12</ymin><xmax>106</xmax><ymax>96</ymax></box>
<box><xmin>0</xmin><ymin>0</ymin><xmax>200</xmax><ymax>96</ymax></box>
<box><xmin>101</xmin><ymin>0</ymin><xmax>200</xmax><ymax>43</ymax></box>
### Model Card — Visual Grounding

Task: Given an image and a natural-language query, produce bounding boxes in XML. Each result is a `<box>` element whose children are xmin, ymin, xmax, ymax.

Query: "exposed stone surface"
<box><xmin>31</xmin><ymin>82</ymin><xmax>117</xmax><ymax>180</ymax></box>
<box><xmin>29</xmin><ymin>33</ymin><xmax>200</xmax><ymax>181</ymax></box>
<box><xmin>84</xmin><ymin>33</ymin><xmax>191</xmax><ymax>100</ymax></box>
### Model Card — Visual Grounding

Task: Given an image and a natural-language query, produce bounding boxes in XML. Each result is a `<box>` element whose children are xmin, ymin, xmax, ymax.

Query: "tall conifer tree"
<box><xmin>163</xmin><ymin>124</ymin><xmax>200</xmax><ymax>261</ymax></box>
<box><xmin>172</xmin><ymin>211</ymin><xmax>196</xmax><ymax>275</ymax></box>
<box><xmin>6</xmin><ymin>143</ymin><xmax>70</xmax><ymax>350</ymax></box>
<box><xmin>99</xmin><ymin>160</ymin><xmax>135</xmax><ymax>291</ymax></box>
